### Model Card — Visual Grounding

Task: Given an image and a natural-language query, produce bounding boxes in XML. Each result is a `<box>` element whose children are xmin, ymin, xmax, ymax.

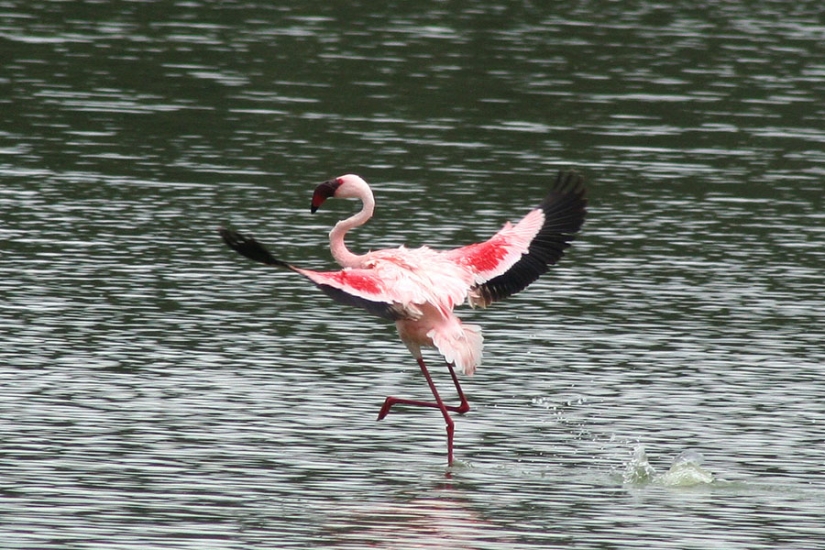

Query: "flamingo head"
<box><xmin>311</xmin><ymin>174</ymin><xmax>371</xmax><ymax>213</ymax></box>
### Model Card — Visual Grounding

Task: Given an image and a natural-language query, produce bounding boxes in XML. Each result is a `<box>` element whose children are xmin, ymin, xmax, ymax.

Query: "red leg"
<box><xmin>377</xmin><ymin>395</ymin><xmax>467</xmax><ymax>418</ymax></box>
<box><xmin>376</xmin><ymin>358</ymin><xmax>465</xmax><ymax>465</ymax></box>
<box><xmin>377</xmin><ymin>361</ymin><xmax>470</xmax><ymax>419</ymax></box>
<box><xmin>445</xmin><ymin>362</ymin><xmax>470</xmax><ymax>414</ymax></box>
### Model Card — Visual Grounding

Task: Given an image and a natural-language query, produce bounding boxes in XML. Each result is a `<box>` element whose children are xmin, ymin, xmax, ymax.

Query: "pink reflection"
<box><xmin>327</xmin><ymin>484</ymin><xmax>511</xmax><ymax>548</ymax></box>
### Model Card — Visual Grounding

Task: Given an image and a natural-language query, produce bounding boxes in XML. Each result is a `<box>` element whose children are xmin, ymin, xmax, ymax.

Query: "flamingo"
<box><xmin>220</xmin><ymin>170</ymin><xmax>587</xmax><ymax>465</ymax></box>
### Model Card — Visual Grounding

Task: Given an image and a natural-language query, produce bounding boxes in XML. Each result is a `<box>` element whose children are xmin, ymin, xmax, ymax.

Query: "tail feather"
<box><xmin>429</xmin><ymin>322</ymin><xmax>484</xmax><ymax>376</ymax></box>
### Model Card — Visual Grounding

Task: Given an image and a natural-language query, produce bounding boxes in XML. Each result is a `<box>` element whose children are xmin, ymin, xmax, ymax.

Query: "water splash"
<box><xmin>624</xmin><ymin>446</ymin><xmax>714</xmax><ymax>487</ymax></box>
<box><xmin>658</xmin><ymin>449</ymin><xmax>714</xmax><ymax>487</ymax></box>
<box><xmin>623</xmin><ymin>445</ymin><xmax>658</xmax><ymax>484</ymax></box>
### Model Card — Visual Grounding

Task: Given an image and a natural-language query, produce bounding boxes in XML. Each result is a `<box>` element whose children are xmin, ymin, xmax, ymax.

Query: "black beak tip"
<box><xmin>310</xmin><ymin>205</ymin><xmax>318</xmax><ymax>213</ymax></box>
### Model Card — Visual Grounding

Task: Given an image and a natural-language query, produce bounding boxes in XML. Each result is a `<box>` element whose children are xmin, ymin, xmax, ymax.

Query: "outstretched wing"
<box><xmin>445</xmin><ymin>170</ymin><xmax>587</xmax><ymax>307</ymax></box>
<box><xmin>220</xmin><ymin>228</ymin><xmax>418</xmax><ymax>321</ymax></box>
<box><xmin>292</xmin><ymin>266</ymin><xmax>422</xmax><ymax>321</ymax></box>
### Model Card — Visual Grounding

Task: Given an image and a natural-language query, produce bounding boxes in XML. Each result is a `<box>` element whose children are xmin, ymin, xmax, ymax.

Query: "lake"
<box><xmin>1</xmin><ymin>1</ymin><xmax>824</xmax><ymax>548</ymax></box>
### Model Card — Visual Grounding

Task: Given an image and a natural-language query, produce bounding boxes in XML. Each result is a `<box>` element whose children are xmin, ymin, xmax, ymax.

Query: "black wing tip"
<box><xmin>541</xmin><ymin>169</ymin><xmax>588</xmax><ymax>233</ymax></box>
<box><xmin>552</xmin><ymin>169</ymin><xmax>587</xmax><ymax>196</ymax></box>
<box><xmin>219</xmin><ymin>227</ymin><xmax>290</xmax><ymax>268</ymax></box>
<box><xmin>548</xmin><ymin>170</ymin><xmax>588</xmax><ymax>211</ymax></box>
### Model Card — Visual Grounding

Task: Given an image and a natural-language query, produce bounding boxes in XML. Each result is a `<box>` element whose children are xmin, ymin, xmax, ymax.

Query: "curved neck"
<box><xmin>329</xmin><ymin>194</ymin><xmax>375</xmax><ymax>268</ymax></box>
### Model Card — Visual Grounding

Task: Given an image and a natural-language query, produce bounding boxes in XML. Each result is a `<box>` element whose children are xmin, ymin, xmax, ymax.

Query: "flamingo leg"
<box><xmin>377</xmin><ymin>361</ymin><xmax>470</xmax><ymax>419</ymax></box>
<box><xmin>376</xmin><ymin>358</ymin><xmax>466</xmax><ymax>465</ymax></box>
<box><xmin>445</xmin><ymin>361</ymin><xmax>470</xmax><ymax>414</ymax></box>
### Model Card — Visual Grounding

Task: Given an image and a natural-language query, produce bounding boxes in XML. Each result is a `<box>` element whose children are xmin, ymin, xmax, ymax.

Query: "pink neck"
<box><xmin>329</xmin><ymin>197</ymin><xmax>375</xmax><ymax>268</ymax></box>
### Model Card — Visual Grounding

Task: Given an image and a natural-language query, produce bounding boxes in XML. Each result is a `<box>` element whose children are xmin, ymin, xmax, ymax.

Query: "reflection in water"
<box><xmin>328</xmin><ymin>484</ymin><xmax>506</xmax><ymax>549</ymax></box>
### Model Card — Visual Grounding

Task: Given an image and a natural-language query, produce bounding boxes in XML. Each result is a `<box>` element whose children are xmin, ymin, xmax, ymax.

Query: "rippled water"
<box><xmin>2</xmin><ymin>1</ymin><xmax>824</xmax><ymax>548</ymax></box>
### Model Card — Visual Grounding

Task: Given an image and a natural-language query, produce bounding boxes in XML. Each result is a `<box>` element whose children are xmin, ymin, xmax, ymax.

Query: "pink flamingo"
<box><xmin>220</xmin><ymin>170</ymin><xmax>586</xmax><ymax>465</ymax></box>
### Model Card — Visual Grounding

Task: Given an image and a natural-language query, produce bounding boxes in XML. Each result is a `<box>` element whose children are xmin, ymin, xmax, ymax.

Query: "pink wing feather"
<box><xmin>292</xmin><ymin>246</ymin><xmax>474</xmax><ymax>322</ymax></box>
<box><xmin>294</xmin><ymin>265</ymin><xmax>422</xmax><ymax>321</ymax></box>
<box><xmin>444</xmin><ymin>208</ymin><xmax>545</xmax><ymax>284</ymax></box>
<box><xmin>445</xmin><ymin>170</ymin><xmax>587</xmax><ymax>307</ymax></box>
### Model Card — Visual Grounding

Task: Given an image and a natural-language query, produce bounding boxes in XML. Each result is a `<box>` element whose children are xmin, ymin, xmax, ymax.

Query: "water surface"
<box><xmin>1</xmin><ymin>1</ymin><xmax>824</xmax><ymax>548</ymax></box>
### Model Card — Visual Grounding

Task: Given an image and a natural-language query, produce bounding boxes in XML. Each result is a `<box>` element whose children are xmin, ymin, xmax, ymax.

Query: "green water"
<box><xmin>1</xmin><ymin>1</ymin><xmax>824</xmax><ymax>548</ymax></box>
